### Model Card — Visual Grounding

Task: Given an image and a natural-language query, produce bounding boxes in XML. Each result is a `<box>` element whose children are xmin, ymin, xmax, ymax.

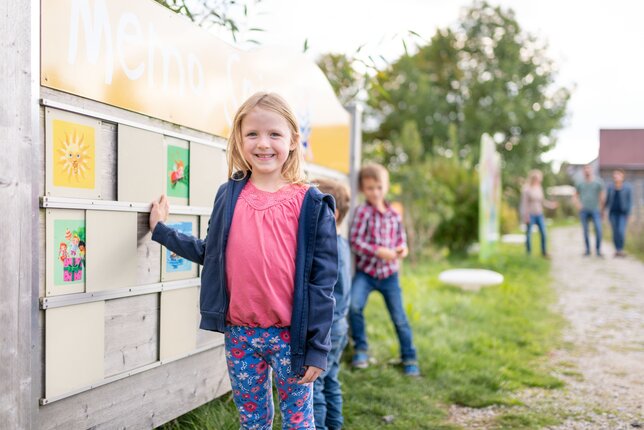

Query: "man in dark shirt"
<box><xmin>604</xmin><ymin>169</ymin><xmax>633</xmax><ymax>257</ymax></box>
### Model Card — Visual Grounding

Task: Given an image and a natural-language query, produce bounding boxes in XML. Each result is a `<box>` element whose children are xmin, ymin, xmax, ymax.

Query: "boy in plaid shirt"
<box><xmin>348</xmin><ymin>163</ymin><xmax>419</xmax><ymax>377</ymax></box>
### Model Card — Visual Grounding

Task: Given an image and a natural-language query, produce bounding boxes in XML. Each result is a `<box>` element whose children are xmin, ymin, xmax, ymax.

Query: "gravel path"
<box><xmin>448</xmin><ymin>226</ymin><xmax>644</xmax><ymax>429</ymax></box>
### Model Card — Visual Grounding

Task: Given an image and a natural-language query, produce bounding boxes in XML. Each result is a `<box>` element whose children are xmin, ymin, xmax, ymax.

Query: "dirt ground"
<box><xmin>448</xmin><ymin>226</ymin><xmax>644</xmax><ymax>429</ymax></box>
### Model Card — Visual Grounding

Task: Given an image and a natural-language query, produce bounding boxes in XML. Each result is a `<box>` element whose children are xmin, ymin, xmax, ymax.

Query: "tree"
<box><xmin>457</xmin><ymin>2</ymin><xmax>570</xmax><ymax>190</ymax></box>
<box><xmin>389</xmin><ymin>121</ymin><xmax>456</xmax><ymax>258</ymax></box>
<box><xmin>389</xmin><ymin>121</ymin><xmax>479</xmax><ymax>256</ymax></box>
<box><xmin>318</xmin><ymin>1</ymin><xmax>571</xmax><ymax>254</ymax></box>
<box><xmin>315</xmin><ymin>32</ymin><xmax>424</xmax><ymax>106</ymax></box>
<box><xmin>366</xmin><ymin>1</ymin><xmax>570</xmax><ymax>192</ymax></box>
<box><xmin>316</xmin><ymin>53</ymin><xmax>364</xmax><ymax>106</ymax></box>
<box><xmin>154</xmin><ymin>0</ymin><xmax>264</xmax><ymax>44</ymax></box>
<box><xmin>367</xmin><ymin>29</ymin><xmax>463</xmax><ymax>165</ymax></box>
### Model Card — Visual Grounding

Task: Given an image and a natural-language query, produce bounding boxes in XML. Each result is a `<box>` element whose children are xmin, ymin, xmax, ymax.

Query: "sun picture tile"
<box><xmin>52</xmin><ymin>119</ymin><xmax>96</xmax><ymax>189</ymax></box>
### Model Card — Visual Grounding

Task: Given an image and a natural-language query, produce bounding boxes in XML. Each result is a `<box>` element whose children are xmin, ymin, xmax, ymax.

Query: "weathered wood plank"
<box><xmin>0</xmin><ymin>1</ymin><xmax>37</xmax><ymax>428</ymax></box>
<box><xmin>104</xmin><ymin>294</ymin><xmax>160</xmax><ymax>377</ymax></box>
<box><xmin>36</xmin><ymin>345</ymin><xmax>231</xmax><ymax>430</ymax></box>
<box><xmin>99</xmin><ymin>121</ymin><xmax>117</xmax><ymax>201</ymax></box>
<box><xmin>137</xmin><ymin>212</ymin><xmax>162</xmax><ymax>285</ymax></box>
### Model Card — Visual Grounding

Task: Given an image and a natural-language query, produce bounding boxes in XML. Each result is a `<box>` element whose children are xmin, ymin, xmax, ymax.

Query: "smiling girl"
<box><xmin>149</xmin><ymin>92</ymin><xmax>338</xmax><ymax>429</ymax></box>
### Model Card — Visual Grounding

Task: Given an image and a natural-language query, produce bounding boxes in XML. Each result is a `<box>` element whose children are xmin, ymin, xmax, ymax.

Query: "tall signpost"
<box><xmin>479</xmin><ymin>134</ymin><xmax>502</xmax><ymax>262</ymax></box>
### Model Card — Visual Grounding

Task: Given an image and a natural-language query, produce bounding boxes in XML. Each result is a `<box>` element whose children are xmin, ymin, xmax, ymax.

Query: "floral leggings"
<box><xmin>224</xmin><ymin>326</ymin><xmax>314</xmax><ymax>429</ymax></box>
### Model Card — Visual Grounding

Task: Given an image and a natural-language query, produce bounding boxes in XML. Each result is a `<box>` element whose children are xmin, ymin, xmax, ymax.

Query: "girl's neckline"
<box><xmin>241</xmin><ymin>180</ymin><xmax>307</xmax><ymax>210</ymax></box>
<box><xmin>247</xmin><ymin>179</ymin><xmax>294</xmax><ymax>194</ymax></box>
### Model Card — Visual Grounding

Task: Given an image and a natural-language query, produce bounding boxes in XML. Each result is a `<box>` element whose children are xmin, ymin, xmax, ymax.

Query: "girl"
<box><xmin>149</xmin><ymin>92</ymin><xmax>338</xmax><ymax>429</ymax></box>
<box><xmin>520</xmin><ymin>169</ymin><xmax>558</xmax><ymax>257</ymax></box>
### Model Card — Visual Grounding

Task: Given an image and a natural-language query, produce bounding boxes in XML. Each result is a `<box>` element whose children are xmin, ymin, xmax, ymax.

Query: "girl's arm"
<box><xmin>542</xmin><ymin>187</ymin><xmax>558</xmax><ymax>211</ymax></box>
<box><xmin>543</xmin><ymin>199</ymin><xmax>558</xmax><ymax>210</ymax></box>
<box><xmin>149</xmin><ymin>184</ymin><xmax>225</xmax><ymax>266</ymax></box>
<box><xmin>152</xmin><ymin>221</ymin><xmax>207</xmax><ymax>266</ymax></box>
<box><xmin>305</xmin><ymin>202</ymin><xmax>338</xmax><ymax>371</ymax></box>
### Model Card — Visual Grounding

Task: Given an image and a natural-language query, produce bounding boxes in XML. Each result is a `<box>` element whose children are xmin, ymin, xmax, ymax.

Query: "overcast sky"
<box><xmin>217</xmin><ymin>0</ymin><xmax>644</xmax><ymax>166</ymax></box>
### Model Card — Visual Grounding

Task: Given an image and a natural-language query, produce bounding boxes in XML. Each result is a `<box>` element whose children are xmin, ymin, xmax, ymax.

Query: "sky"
<box><xmin>214</xmin><ymin>0</ymin><xmax>644</xmax><ymax>166</ymax></box>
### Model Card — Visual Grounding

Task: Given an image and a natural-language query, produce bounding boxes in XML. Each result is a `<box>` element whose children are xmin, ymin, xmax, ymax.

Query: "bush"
<box><xmin>384</xmin><ymin>122</ymin><xmax>479</xmax><ymax>257</ymax></box>
<box><xmin>500</xmin><ymin>200</ymin><xmax>520</xmax><ymax>234</ymax></box>
<box><xmin>430</xmin><ymin>159</ymin><xmax>479</xmax><ymax>254</ymax></box>
<box><xmin>391</xmin><ymin>155</ymin><xmax>478</xmax><ymax>257</ymax></box>
<box><xmin>392</xmin><ymin>159</ymin><xmax>455</xmax><ymax>261</ymax></box>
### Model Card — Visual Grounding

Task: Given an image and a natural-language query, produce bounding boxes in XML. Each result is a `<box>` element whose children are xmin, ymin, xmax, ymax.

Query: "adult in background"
<box><xmin>573</xmin><ymin>165</ymin><xmax>605</xmax><ymax>257</ymax></box>
<box><xmin>604</xmin><ymin>169</ymin><xmax>633</xmax><ymax>257</ymax></box>
<box><xmin>520</xmin><ymin>170</ymin><xmax>558</xmax><ymax>257</ymax></box>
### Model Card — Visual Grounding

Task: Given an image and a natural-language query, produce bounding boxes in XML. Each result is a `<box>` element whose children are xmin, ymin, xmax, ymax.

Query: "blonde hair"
<box><xmin>226</xmin><ymin>92</ymin><xmax>306</xmax><ymax>184</ymax></box>
<box><xmin>359</xmin><ymin>163</ymin><xmax>389</xmax><ymax>189</ymax></box>
<box><xmin>527</xmin><ymin>169</ymin><xmax>543</xmax><ymax>185</ymax></box>
<box><xmin>313</xmin><ymin>178</ymin><xmax>351</xmax><ymax>224</ymax></box>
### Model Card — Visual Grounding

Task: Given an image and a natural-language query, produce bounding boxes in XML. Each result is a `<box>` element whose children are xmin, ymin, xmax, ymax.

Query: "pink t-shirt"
<box><xmin>225</xmin><ymin>181</ymin><xmax>308</xmax><ymax>327</ymax></box>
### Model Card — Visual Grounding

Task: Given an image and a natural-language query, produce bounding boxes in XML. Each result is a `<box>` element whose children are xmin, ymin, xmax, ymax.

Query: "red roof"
<box><xmin>599</xmin><ymin>129</ymin><xmax>644</xmax><ymax>169</ymax></box>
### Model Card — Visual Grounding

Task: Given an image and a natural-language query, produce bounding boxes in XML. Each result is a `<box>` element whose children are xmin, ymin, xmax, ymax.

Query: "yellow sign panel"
<box><xmin>41</xmin><ymin>0</ymin><xmax>350</xmax><ymax>173</ymax></box>
<box><xmin>53</xmin><ymin>119</ymin><xmax>96</xmax><ymax>189</ymax></box>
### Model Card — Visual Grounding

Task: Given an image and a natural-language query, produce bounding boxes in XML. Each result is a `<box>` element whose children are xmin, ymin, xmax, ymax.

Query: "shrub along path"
<box><xmin>449</xmin><ymin>226</ymin><xmax>644</xmax><ymax>429</ymax></box>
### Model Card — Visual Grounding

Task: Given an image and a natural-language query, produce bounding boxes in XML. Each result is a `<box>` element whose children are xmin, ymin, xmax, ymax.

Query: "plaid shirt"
<box><xmin>349</xmin><ymin>202</ymin><xmax>407</xmax><ymax>279</ymax></box>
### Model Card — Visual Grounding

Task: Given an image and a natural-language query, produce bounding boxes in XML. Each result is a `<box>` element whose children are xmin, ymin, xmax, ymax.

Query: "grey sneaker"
<box><xmin>352</xmin><ymin>351</ymin><xmax>369</xmax><ymax>369</ymax></box>
<box><xmin>403</xmin><ymin>362</ymin><xmax>420</xmax><ymax>377</ymax></box>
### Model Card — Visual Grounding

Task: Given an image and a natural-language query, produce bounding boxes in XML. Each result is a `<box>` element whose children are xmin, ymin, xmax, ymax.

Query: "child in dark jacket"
<box><xmin>312</xmin><ymin>178</ymin><xmax>351</xmax><ymax>430</ymax></box>
<box><xmin>149</xmin><ymin>92</ymin><xmax>338</xmax><ymax>429</ymax></box>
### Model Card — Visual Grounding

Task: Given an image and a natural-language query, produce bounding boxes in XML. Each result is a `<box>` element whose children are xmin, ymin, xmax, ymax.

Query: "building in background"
<box><xmin>566</xmin><ymin>159</ymin><xmax>600</xmax><ymax>186</ymax></box>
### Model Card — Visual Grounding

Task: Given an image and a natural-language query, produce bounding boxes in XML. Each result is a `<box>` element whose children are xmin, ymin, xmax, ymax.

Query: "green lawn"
<box><xmin>160</xmin><ymin>244</ymin><xmax>564</xmax><ymax>429</ymax></box>
<box><xmin>625</xmin><ymin>219</ymin><xmax>644</xmax><ymax>261</ymax></box>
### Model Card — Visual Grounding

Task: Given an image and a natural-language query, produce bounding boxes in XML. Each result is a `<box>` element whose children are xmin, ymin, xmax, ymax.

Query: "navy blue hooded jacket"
<box><xmin>151</xmin><ymin>173</ymin><xmax>338</xmax><ymax>375</ymax></box>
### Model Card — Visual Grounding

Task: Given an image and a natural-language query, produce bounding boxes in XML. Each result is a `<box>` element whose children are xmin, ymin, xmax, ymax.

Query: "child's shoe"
<box><xmin>403</xmin><ymin>362</ymin><xmax>420</xmax><ymax>377</ymax></box>
<box><xmin>352</xmin><ymin>351</ymin><xmax>369</xmax><ymax>369</ymax></box>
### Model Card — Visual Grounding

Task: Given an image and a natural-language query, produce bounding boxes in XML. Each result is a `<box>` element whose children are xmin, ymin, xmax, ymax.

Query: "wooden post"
<box><xmin>0</xmin><ymin>0</ymin><xmax>39</xmax><ymax>428</ymax></box>
<box><xmin>346</xmin><ymin>102</ymin><xmax>362</xmax><ymax>275</ymax></box>
<box><xmin>346</xmin><ymin>102</ymin><xmax>363</xmax><ymax>221</ymax></box>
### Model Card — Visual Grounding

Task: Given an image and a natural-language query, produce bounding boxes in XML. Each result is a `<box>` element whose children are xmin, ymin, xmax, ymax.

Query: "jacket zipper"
<box><xmin>299</xmin><ymin>192</ymin><xmax>321</xmax><ymax>355</ymax></box>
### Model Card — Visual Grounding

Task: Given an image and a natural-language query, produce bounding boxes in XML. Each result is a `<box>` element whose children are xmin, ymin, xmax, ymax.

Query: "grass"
<box><xmin>160</xmin><ymin>244</ymin><xmax>564</xmax><ymax>429</ymax></box>
<box><xmin>625</xmin><ymin>218</ymin><xmax>644</xmax><ymax>261</ymax></box>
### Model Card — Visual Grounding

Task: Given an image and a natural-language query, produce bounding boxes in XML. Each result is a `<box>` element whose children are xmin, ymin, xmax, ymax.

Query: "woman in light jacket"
<box><xmin>521</xmin><ymin>170</ymin><xmax>558</xmax><ymax>257</ymax></box>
